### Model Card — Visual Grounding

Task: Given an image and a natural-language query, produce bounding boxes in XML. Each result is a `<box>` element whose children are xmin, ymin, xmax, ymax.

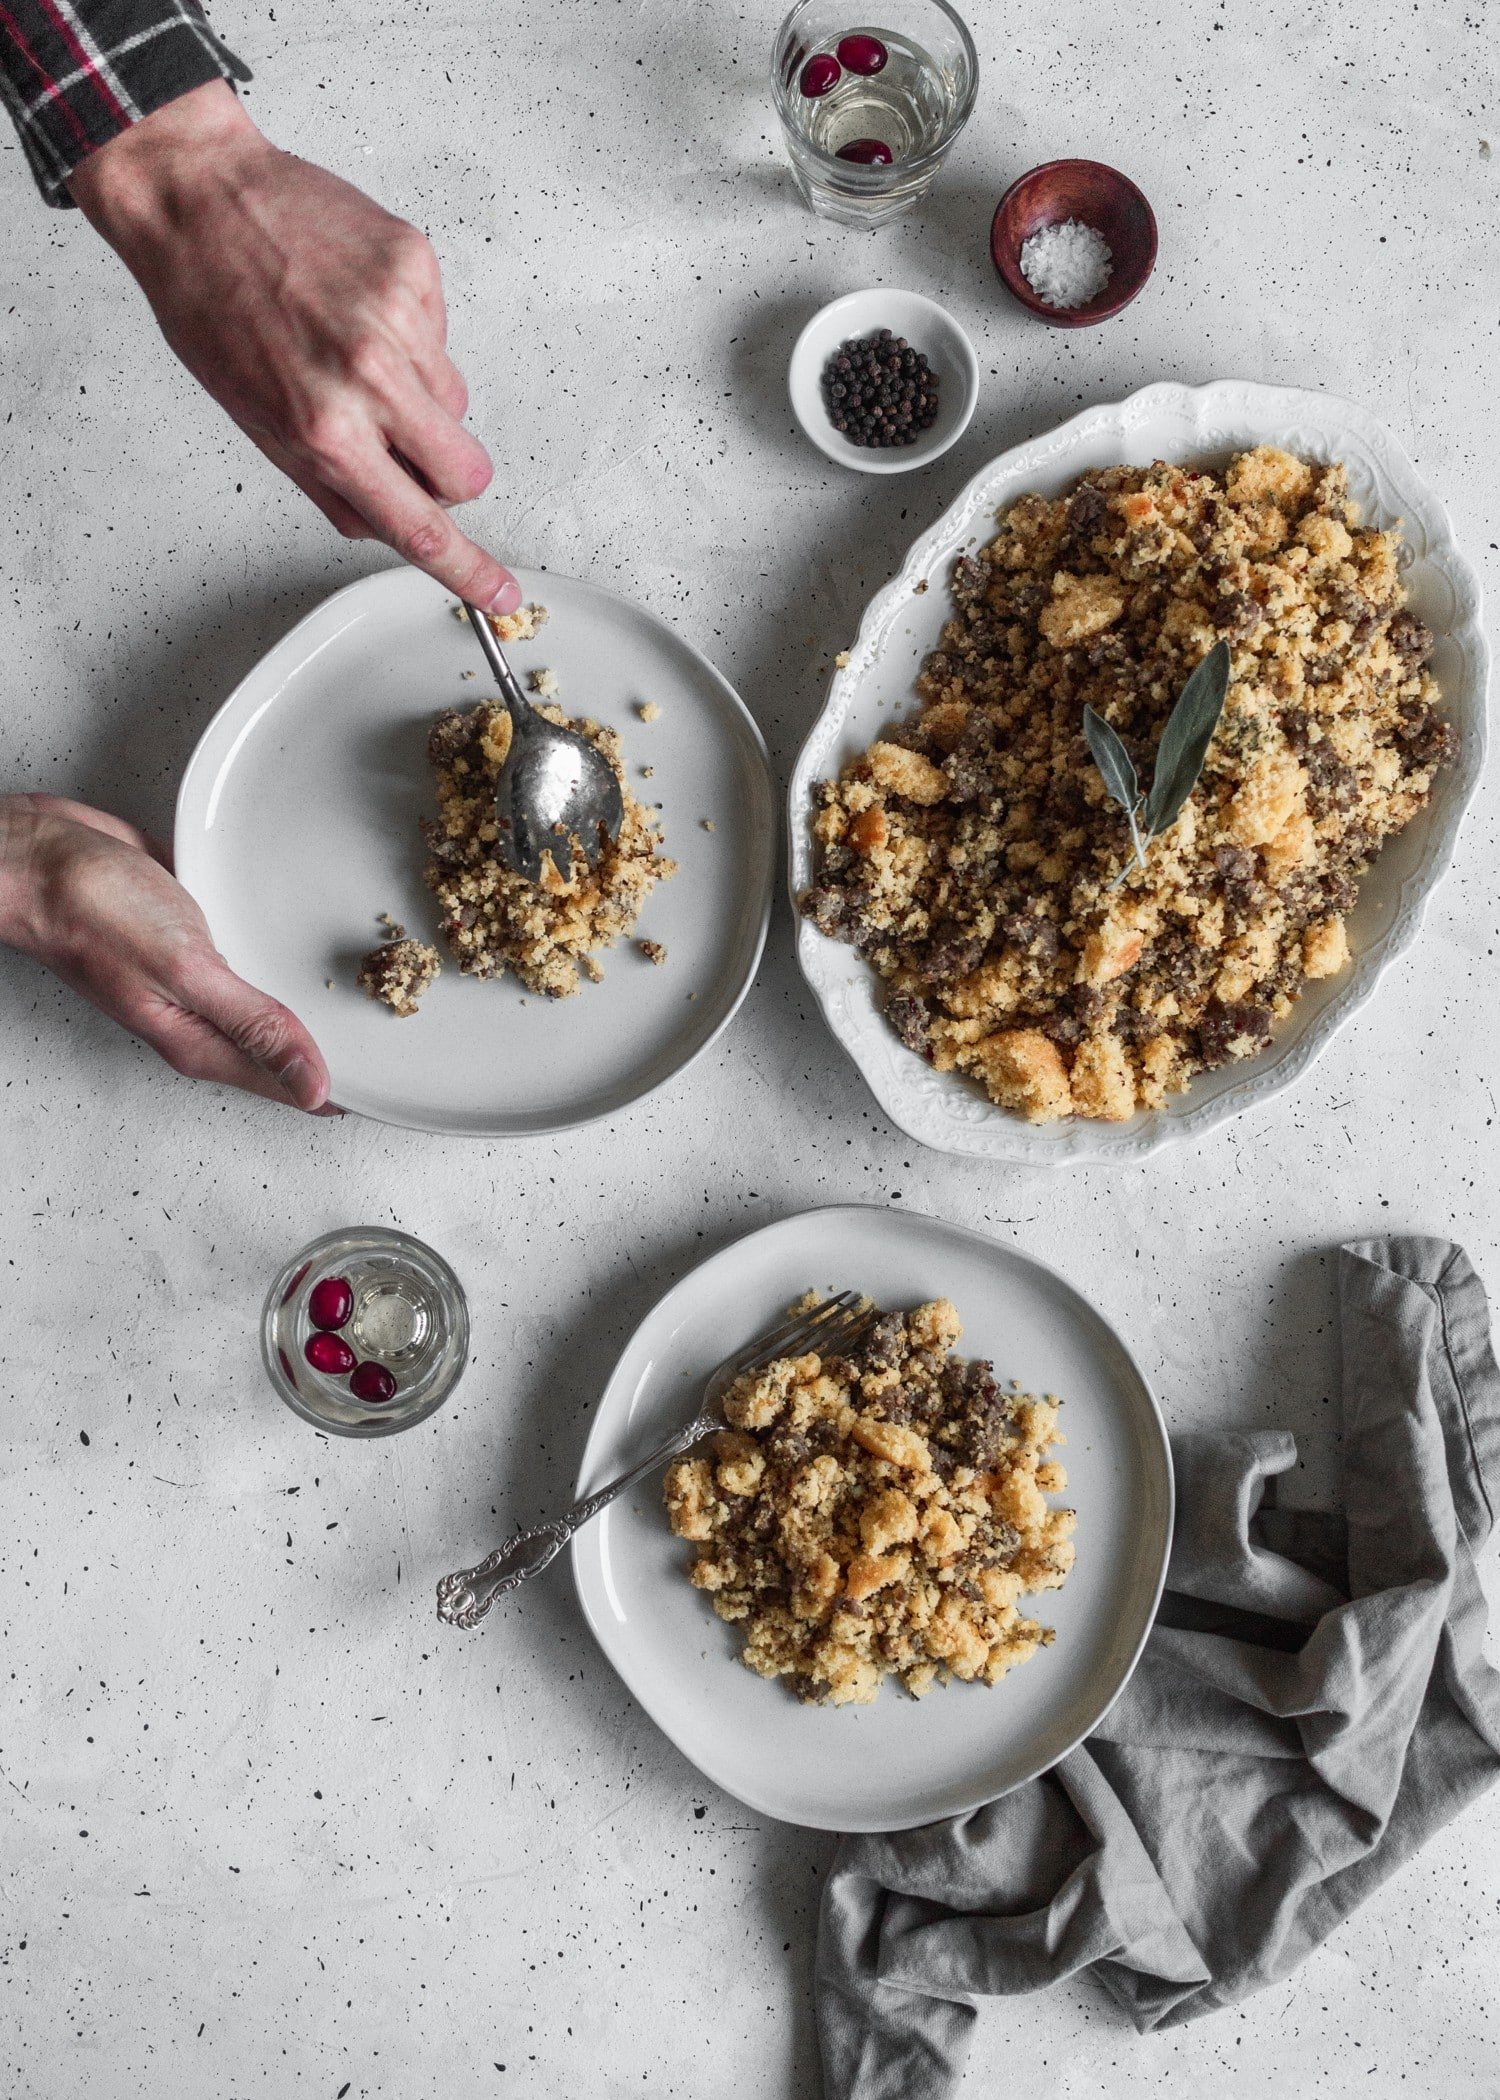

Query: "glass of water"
<box><xmin>262</xmin><ymin>1226</ymin><xmax>469</xmax><ymax>1438</ymax></box>
<box><xmin>772</xmin><ymin>0</ymin><xmax>978</xmax><ymax>228</ymax></box>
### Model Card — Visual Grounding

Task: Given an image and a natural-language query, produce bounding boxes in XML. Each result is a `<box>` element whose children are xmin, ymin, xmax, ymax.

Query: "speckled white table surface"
<box><xmin>2</xmin><ymin>0</ymin><xmax>1498</xmax><ymax>2093</ymax></box>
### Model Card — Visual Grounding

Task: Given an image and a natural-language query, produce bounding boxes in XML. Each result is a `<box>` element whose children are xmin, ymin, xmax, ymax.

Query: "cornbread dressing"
<box><xmin>422</xmin><ymin>702</ymin><xmax>675</xmax><ymax>998</ymax></box>
<box><xmin>356</xmin><ymin>936</ymin><xmax>442</xmax><ymax>1017</ymax></box>
<box><xmin>664</xmin><ymin>1297</ymin><xmax>1074</xmax><ymax>1707</ymax></box>
<box><xmin>802</xmin><ymin>448</ymin><xmax>1454</xmax><ymax>1121</ymax></box>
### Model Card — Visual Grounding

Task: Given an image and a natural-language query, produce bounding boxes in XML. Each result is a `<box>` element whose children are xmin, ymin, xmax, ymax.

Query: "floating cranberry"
<box><xmin>799</xmin><ymin>52</ymin><xmax>841</xmax><ymax>96</ymax></box>
<box><xmin>837</xmin><ymin>33</ymin><xmax>887</xmax><ymax>73</ymax></box>
<box><xmin>308</xmin><ymin>1275</ymin><xmax>354</xmax><ymax>1330</ymax></box>
<box><xmin>837</xmin><ymin>137</ymin><xmax>893</xmax><ymax>164</ymax></box>
<box><xmin>305</xmin><ymin>1331</ymin><xmax>356</xmax><ymax>1377</ymax></box>
<box><xmin>350</xmin><ymin>1361</ymin><xmax>397</xmax><ymax>1404</ymax></box>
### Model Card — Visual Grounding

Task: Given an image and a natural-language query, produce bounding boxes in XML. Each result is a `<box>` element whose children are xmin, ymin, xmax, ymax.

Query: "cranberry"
<box><xmin>350</xmin><ymin>1361</ymin><xmax>397</xmax><ymax>1404</ymax></box>
<box><xmin>837</xmin><ymin>137</ymin><xmax>893</xmax><ymax>164</ymax></box>
<box><xmin>836</xmin><ymin>33</ymin><xmax>887</xmax><ymax>73</ymax></box>
<box><xmin>308</xmin><ymin>1275</ymin><xmax>354</xmax><ymax>1330</ymax></box>
<box><xmin>799</xmin><ymin>52</ymin><xmax>841</xmax><ymax>96</ymax></box>
<box><xmin>305</xmin><ymin>1331</ymin><xmax>356</xmax><ymax>1377</ymax></box>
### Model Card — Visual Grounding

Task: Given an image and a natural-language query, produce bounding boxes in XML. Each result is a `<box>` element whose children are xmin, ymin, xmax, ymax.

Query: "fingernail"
<box><xmin>312</xmin><ymin>1101</ymin><xmax>346</xmax><ymax>1119</ymax></box>
<box><xmin>277</xmin><ymin>1054</ymin><xmax>319</xmax><ymax>1108</ymax></box>
<box><xmin>485</xmin><ymin>573</ymin><xmax>523</xmax><ymax>617</ymax></box>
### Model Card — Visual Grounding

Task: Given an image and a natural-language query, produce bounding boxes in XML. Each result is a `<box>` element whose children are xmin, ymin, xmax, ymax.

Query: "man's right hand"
<box><xmin>67</xmin><ymin>81</ymin><xmax>520</xmax><ymax>615</ymax></box>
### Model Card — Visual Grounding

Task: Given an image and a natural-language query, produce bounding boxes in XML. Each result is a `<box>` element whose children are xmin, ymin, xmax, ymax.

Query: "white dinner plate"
<box><xmin>570</xmin><ymin>1205</ymin><xmax>1172</xmax><ymax>1832</ymax></box>
<box><xmin>175</xmin><ymin>567</ymin><xmax>775</xmax><ymax>1134</ymax></box>
<box><xmin>789</xmin><ymin>379</ymin><xmax>1490</xmax><ymax>1165</ymax></box>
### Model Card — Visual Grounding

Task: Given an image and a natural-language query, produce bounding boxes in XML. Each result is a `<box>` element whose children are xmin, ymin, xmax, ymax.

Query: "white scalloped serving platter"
<box><xmin>788</xmin><ymin>380</ymin><xmax>1489</xmax><ymax>1167</ymax></box>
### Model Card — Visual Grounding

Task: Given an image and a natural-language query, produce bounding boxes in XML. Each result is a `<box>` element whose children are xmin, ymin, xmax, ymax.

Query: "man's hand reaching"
<box><xmin>67</xmin><ymin>81</ymin><xmax>520</xmax><ymax>615</ymax></box>
<box><xmin>0</xmin><ymin>793</ymin><xmax>334</xmax><ymax>1112</ymax></box>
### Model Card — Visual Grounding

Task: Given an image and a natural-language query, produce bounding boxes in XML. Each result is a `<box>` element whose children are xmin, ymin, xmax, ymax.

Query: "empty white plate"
<box><xmin>571</xmin><ymin>1204</ymin><xmax>1173</xmax><ymax>1832</ymax></box>
<box><xmin>175</xmin><ymin>566</ymin><xmax>775</xmax><ymax>1134</ymax></box>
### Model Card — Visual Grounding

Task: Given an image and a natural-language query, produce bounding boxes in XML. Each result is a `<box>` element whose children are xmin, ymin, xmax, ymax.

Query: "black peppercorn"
<box><xmin>820</xmin><ymin>328</ymin><xmax>940</xmax><ymax>448</ymax></box>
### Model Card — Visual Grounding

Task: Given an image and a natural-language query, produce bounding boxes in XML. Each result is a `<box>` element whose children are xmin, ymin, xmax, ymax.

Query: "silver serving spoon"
<box><xmin>462</xmin><ymin>602</ymin><xmax>623</xmax><ymax>885</ymax></box>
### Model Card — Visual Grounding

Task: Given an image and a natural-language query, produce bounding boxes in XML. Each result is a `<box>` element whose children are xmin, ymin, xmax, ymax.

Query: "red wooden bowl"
<box><xmin>991</xmin><ymin>160</ymin><xmax>1157</xmax><ymax>328</ymax></box>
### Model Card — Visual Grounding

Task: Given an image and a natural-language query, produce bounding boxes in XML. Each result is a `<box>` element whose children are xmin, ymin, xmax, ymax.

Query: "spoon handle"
<box><xmin>463</xmin><ymin>600</ymin><xmax>533</xmax><ymax>722</ymax></box>
<box><xmin>435</xmin><ymin>1407</ymin><xmax>719</xmax><ymax>1628</ymax></box>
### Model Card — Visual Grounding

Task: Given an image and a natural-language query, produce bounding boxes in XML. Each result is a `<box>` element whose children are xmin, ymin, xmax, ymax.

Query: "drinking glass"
<box><xmin>772</xmin><ymin>0</ymin><xmax>978</xmax><ymax>228</ymax></box>
<box><xmin>262</xmin><ymin>1226</ymin><xmax>469</xmax><ymax>1438</ymax></box>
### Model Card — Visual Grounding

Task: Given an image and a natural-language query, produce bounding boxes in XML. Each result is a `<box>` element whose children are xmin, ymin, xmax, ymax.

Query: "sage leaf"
<box><xmin>1143</xmin><ymin>639</ymin><xmax>1232</xmax><ymax>837</ymax></box>
<box><xmin>1083</xmin><ymin>704</ymin><xmax>1141</xmax><ymax>816</ymax></box>
<box><xmin>1084</xmin><ymin>705</ymin><xmax>1149</xmax><ymax>878</ymax></box>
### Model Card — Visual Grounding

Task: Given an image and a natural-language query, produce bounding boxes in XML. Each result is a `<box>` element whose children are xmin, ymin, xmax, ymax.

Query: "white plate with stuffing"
<box><xmin>570</xmin><ymin>1204</ymin><xmax>1172</xmax><ymax>1832</ymax></box>
<box><xmin>788</xmin><ymin>379</ymin><xmax>1489</xmax><ymax>1165</ymax></box>
<box><xmin>175</xmin><ymin>566</ymin><xmax>775</xmax><ymax>1134</ymax></box>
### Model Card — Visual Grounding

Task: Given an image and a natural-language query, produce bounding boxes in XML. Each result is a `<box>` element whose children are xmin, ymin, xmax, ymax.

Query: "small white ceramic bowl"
<box><xmin>788</xmin><ymin>287</ymin><xmax>979</xmax><ymax>475</ymax></box>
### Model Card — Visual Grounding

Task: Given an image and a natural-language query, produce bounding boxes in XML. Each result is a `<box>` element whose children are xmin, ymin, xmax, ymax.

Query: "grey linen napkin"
<box><xmin>817</xmin><ymin>1236</ymin><xmax>1500</xmax><ymax>2095</ymax></box>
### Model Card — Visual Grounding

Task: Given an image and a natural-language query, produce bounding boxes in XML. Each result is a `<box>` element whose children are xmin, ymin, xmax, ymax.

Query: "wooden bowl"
<box><xmin>990</xmin><ymin>160</ymin><xmax>1157</xmax><ymax>328</ymax></box>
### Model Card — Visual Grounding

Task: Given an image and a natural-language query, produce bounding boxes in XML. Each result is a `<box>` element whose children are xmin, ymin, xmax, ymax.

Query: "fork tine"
<box><xmin>702</xmin><ymin>1298</ymin><xmax>884</xmax><ymax>1420</ymax></box>
<box><xmin>729</xmin><ymin>1291</ymin><xmax>861</xmax><ymax>1380</ymax></box>
<box><xmin>711</xmin><ymin>1295</ymin><xmax>848</xmax><ymax>1391</ymax></box>
<box><xmin>726</xmin><ymin>1291</ymin><xmax>880</xmax><ymax>1388</ymax></box>
<box><xmin>810</xmin><ymin>1306</ymin><xmax>881</xmax><ymax>1364</ymax></box>
<box><xmin>719</xmin><ymin>1292</ymin><xmax>851</xmax><ymax>1375</ymax></box>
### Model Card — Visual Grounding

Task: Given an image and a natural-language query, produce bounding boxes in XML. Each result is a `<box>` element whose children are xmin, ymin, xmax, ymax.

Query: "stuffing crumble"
<box><xmin>452</xmin><ymin>600</ymin><xmax>549</xmax><ymax>643</ymax></box>
<box><xmin>637</xmin><ymin>701</ymin><xmax>662</xmax><ymax>723</ymax></box>
<box><xmin>421</xmin><ymin>703</ymin><xmax>675</xmax><ymax>998</ymax></box>
<box><xmin>664</xmin><ymin>1297</ymin><xmax>1074</xmax><ymax>1707</ymax></box>
<box><xmin>638</xmin><ymin>939</ymin><xmax>668</xmax><ymax>965</ymax></box>
<box><xmin>356</xmin><ymin>936</ymin><xmax>441</xmax><ymax>1017</ymax></box>
<box><xmin>801</xmin><ymin>448</ymin><xmax>1454</xmax><ymax>1122</ymax></box>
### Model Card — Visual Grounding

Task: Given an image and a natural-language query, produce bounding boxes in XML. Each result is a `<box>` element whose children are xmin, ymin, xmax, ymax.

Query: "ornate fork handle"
<box><xmin>436</xmin><ymin>1405</ymin><xmax>717</xmax><ymax>1629</ymax></box>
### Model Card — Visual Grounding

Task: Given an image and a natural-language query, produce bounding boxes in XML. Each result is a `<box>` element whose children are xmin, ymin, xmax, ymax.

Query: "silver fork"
<box><xmin>435</xmin><ymin>1290</ymin><xmax>880</xmax><ymax>1629</ymax></box>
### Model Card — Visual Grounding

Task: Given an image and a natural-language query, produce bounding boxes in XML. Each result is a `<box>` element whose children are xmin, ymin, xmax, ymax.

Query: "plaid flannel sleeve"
<box><xmin>0</xmin><ymin>0</ymin><xmax>250</xmax><ymax>205</ymax></box>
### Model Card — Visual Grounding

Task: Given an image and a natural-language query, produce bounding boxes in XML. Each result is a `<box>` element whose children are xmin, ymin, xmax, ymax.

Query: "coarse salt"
<box><xmin>1018</xmin><ymin>219</ymin><xmax>1113</xmax><ymax>310</ymax></box>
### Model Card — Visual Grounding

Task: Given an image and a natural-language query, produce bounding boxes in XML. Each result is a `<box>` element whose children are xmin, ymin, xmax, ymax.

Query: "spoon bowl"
<box><xmin>464</xmin><ymin>601</ymin><xmax>624</xmax><ymax>884</ymax></box>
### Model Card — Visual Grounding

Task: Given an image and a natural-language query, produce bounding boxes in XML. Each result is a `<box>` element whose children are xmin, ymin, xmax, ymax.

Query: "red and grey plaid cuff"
<box><xmin>0</xmin><ymin>0</ymin><xmax>250</xmax><ymax>205</ymax></box>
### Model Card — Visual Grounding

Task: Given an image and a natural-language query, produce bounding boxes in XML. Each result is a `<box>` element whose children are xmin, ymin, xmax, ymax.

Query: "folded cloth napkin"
<box><xmin>817</xmin><ymin>1236</ymin><xmax>1500</xmax><ymax>2096</ymax></box>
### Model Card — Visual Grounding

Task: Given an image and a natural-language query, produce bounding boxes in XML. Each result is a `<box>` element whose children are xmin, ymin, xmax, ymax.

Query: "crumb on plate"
<box><xmin>356</xmin><ymin>937</ymin><xmax>441</xmax><ymax>1017</ymax></box>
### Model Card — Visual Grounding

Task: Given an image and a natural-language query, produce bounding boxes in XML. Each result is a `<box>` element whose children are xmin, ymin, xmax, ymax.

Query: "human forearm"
<box><xmin>0</xmin><ymin>0</ymin><xmax>249</xmax><ymax>206</ymax></box>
